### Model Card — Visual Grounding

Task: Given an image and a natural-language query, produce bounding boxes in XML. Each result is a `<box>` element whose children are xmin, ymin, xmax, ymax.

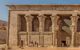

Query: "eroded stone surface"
<box><xmin>8</xmin><ymin>5</ymin><xmax>80</xmax><ymax>50</ymax></box>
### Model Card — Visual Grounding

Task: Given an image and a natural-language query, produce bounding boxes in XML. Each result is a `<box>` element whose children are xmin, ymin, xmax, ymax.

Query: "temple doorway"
<box><xmin>57</xmin><ymin>14</ymin><xmax>71</xmax><ymax>47</ymax></box>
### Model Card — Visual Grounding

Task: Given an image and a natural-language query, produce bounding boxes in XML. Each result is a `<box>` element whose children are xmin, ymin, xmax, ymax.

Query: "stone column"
<box><xmin>50</xmin><ymin>16</ymin><xmax>53</xmax><ymax>47</ymax></box>
<box><xmin>38</xmin><ymin>15</ymin><xmax>45</xmax><ymax>47</ymax></box>
<box><xmin>70</xmin><ymin>14</ymin><xmax>79</xmax><ymax>47</ymax></box>
<box><xmin>51</xmin><ymin>14</ymin><xmax>60</xmax><ymax>47</ymax></box>
<box><xmin>26</xmin><ymin>15</ymin><xmax>33</xmax><ymax>32</ymax></box>
<box><xmin>38</xmin><ymin>15</ymin><xmax>45</xmax><ymax>32</ymax></box>
<box><xmin>26</xmin><ymin>15</ymin><xmax>33</xmax><ymax>46</ymax></box>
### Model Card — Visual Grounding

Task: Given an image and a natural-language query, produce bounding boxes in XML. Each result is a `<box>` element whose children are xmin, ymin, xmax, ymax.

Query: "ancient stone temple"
<box><xmin>7</xmin><ymin>5</ymin><xmax>80</xmax><ymax>49</ymax></box>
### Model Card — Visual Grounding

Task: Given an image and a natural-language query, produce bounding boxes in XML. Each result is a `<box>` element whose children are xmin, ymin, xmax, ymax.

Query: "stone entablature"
<box><xmin>7</xmin><ymin>5</ymin><xmax>80</xmax><ymax>11</ymax></box>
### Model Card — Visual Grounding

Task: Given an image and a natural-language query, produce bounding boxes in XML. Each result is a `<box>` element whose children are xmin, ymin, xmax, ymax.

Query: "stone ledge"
<box><xmin>9</xmin><ymin>47</ymin><xmax>80</xmax><ymax>50</ymax></box>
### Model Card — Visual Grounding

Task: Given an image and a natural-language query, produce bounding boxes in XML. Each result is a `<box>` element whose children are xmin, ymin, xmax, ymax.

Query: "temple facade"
<box><xmin>7</xmin><ymin>5</ymin><xmax>80</xmax><ymax>49</ymax></box>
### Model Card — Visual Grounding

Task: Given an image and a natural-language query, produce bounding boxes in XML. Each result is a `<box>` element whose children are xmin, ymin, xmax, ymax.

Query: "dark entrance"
<box><xmin>61</xmin><ymin>41</ymin><xmax>67</xmax><ymax>47</ymax></box>
<box><xmin>57</xmin><ymin>14</ymin><xmax>71</xmax><ymax>47</ymax></box>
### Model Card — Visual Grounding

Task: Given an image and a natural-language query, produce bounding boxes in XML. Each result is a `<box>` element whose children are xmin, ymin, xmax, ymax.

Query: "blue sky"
<box><xmin>1</xmin><ymin>0</ymin><xmax>80</xmax><ymax>21</ymax></box>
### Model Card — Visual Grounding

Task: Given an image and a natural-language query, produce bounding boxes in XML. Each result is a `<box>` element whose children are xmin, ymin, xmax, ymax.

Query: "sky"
<box><xmin>1</xmin><ymin>0</ymin><xmax>80</xmax><ymax>21</ymax></box>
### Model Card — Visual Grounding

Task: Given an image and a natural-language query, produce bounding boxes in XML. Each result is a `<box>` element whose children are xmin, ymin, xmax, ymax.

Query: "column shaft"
<box><xmin>38</xmin><ymin>15</ymin><xmax>45</xmax><ymax>47</ymax></box>
<box><xmin>51</xmin><ymin>15</ymin><xmax>60</xmax><ymax>47</ymax></box>
<box><xmin>70</xmin><ymin>15</ymin><xmax>78</xmax><ymax>47</ymax></box>
<box><xmin>26</xmin><ymin>15</ymin><xmax>33</xmax><ymax>46</ymax></box>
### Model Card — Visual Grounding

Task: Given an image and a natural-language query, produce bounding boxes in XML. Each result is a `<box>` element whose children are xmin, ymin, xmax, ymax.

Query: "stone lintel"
<box><xmin>7</xmin><ymin>4</ymin><xmax>80</xmax><ymax>11</ymax></box>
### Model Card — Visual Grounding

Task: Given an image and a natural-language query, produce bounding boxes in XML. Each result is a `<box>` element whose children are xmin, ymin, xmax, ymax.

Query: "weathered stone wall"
<box><xmin>8</xmin><ymin>5</ymin><xmax>80</xmax><ymax>50</ymax></box>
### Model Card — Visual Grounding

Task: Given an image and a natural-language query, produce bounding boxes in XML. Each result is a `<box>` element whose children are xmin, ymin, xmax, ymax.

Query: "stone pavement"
<box><xmin>9</xmin><ymin>47</ymin><xmax>80</xmax><ymax>50</ymax></box>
